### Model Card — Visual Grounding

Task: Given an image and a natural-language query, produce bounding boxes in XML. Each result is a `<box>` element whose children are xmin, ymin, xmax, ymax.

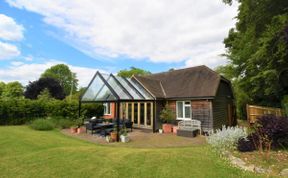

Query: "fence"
<box><xmin>246</xmin><ymin>104</ymin><xmax>284</xmax><ymax>123</ymax></box>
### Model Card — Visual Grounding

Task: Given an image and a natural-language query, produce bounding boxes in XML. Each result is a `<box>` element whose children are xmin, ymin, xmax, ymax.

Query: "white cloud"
<box><xmin>0</xmin><ymin>14</ymin><xmax>24</xmax><ymax>41</ymax></box>
<box><xmin>0</xmin><ymin>41</ymin><xmax>21</xmax><ymax>60</ymax></box>
<box><xmin>0</xmin><ymin>59</ymin><xmax>105</xmax><ymax>87</ymax></box>
<box><xmin>6</xmin><ymin>0</ymin><xmax>238</xmax><ymax>67</ymax></box>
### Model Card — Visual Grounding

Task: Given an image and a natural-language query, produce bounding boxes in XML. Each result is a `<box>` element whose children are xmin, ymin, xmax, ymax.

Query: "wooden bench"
<box><xmin>177</xmin><ymin>120</ymin><xmax>201</xmax><ymax>137</ymax></box>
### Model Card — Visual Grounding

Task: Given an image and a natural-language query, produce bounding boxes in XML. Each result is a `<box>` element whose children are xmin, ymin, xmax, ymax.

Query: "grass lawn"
<box><xmin>0</xmin><ymin>126</ymin><xmax>261</xmax><ymax>178</ymax></box>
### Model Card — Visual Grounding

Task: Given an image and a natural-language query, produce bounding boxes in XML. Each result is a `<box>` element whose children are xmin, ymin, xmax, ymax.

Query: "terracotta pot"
<box><xmin>77</xmin><ymin>127</ymin><xmax>85</xmax><ymax>134</ymax></box>
<box><xmin>70</xmin><ymin>127</ymin><xmax>77</xmax><ymax>134</ymax></box>
<box><xmin>172</xmin><ymin>126</ymin><xmax>178</xmax><ymax>134</ymax></box>
<box><xmin>162</xmin><ymin>124</ymin><xmax>173</xmax><ymax>133</ymax></box>
<box><xmin>110</xmin><ymin>132</ymin><xmax>118</xmax><ymax>142</ymax></box>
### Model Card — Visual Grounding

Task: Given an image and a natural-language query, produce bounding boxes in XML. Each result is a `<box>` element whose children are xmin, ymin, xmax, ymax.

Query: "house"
<box><xmin>80</xmin><ymin>65</ymin><xmax>236</xmax><ymax>133</ymax></box>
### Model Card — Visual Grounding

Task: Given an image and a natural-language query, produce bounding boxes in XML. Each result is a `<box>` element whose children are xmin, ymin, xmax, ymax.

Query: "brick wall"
<box><xmin>103</xmin><ymin>103</ymin><xmax>115</xmax><ymax>119</ymax></box>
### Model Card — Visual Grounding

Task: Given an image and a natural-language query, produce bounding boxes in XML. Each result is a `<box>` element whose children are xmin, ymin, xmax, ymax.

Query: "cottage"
<box><xmin>80</xmin><ymin>65</ymin><xmax>236</xmax><ymax>133</ymax></box>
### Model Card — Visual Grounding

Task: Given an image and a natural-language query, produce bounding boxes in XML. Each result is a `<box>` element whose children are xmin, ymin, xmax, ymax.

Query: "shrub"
<box><xmin>237</xmin><ymin>115</ymin><xmax>288</xmax><ymax>152</ymax></box>
<box><xmin>159</xmin><ymin>104</ymin><xmax>174</xmax><ymax>124</ymax></box>
<box><xmin>56</xmin><ymin>119</ymin><xmax>74</xmax><ymax>129</ymax></box>
<box><xmin>207</xmin><ymin>125</ymin><xmax>247</xmax><ymax>152</ymax></box>
<box><xmin>82</xmin><ymin>103</ymin><xmax>104</xmax><ymax>118</ymax></box>
<box><xmin>237</xmin><ymin>133</ymin><xmax>257</xmax><ymax>152</ymax></box>
<box><xmin>30</xmin><ymin>119</ymin><xmax>54</xmax><ymax>131</ymax></box>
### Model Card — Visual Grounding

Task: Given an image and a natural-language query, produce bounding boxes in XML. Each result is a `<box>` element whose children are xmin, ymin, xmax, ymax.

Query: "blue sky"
<box><xmin>0</xmin><ymin>0</ymin><xmax>237</xmax><ymax>87</ymax></box>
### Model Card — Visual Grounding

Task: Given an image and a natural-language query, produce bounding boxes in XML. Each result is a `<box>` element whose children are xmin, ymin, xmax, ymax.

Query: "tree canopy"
<box><xmin>2</xmin><ymin>81</ymin><xmax>23</xmax><ymax>98</ymax></box>
<box><xmin>24</xmin><ymin>77</ymin><xmax>65</xmax><ymax>100</ymax></box>
<box><xmin>117</xmin><ymin>67</ymin><xmax>151</xmax><ymax>78</ymax></box>
<box><xmin>41</xmin><ymin>64</ymin><xmax>78</xmax><ymax>95</ymax></box>
<box><xmin>220</xmin><ymin>0</ymin><xmax>288</xmax><ymax>118</ymax></box>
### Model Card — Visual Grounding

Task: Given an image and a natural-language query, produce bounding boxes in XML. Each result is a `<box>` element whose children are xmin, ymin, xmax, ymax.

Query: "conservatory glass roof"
<box><xmin>80</xmin><ymin>72</ymin><xmax>154</xmax><ymax>102</ymax></box>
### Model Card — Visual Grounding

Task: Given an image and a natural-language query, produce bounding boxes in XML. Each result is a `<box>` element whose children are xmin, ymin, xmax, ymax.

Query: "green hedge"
<box><xmin>0</xmin><ymin>98</ymin><xmax>104</xmax><ymax>125</ymax></box>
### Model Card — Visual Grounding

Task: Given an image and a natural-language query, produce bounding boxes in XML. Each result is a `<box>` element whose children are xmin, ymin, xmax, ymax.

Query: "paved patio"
<box><xmin>61</xmin><ymin>127</ymin><xmax>207</xmax><ymax>148</ymax></box>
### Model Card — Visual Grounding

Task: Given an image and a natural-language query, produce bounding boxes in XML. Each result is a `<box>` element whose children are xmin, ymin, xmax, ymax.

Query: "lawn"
<box><xmin>0</xmin><ymin>126</ymin><xmax>261</xmax><ymax>178</ymax></box>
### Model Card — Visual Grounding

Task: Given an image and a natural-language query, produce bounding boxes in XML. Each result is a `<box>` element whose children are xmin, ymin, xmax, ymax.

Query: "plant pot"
<box><xmin>77</xmin><ymin>127</ymin><xmax>85</xmax><ymax>134</ymax></box>
<box><xmin>110</xmin><ymin>132</ymin><xmax>118</xmax><ymax>142</ymax></box>
<box><xmin>159</xmin><ymin>129</ymin><xmax>163</xmax><ymax>134</ymax></box>
<box><xmin>105</xmin><ymin>136</ymin><xmax>111</xmax><ymax>143</ymax></box>
<box><xmin>120</xmin><ymin>135</ymin><xmax>129</xmax><ymax>143</ymax></box>
<box><xmin>162</xmin><ymin>124</ymin><xmax>173</xmax><ymax>133</ymax></box>
<box><xmin>172</xmin><ymin>126</ymin><xmax>178</xmax><ymax>134</ymax></box>
<box><xmin>70</xmin><ymin>127</ymin><xmax>77</xmax><ymax>134</ymax></box>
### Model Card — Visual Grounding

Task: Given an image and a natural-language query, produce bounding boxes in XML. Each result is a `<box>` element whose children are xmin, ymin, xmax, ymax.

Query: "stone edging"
<box><xmin>222</xmin><ymin>151</ymin><xmax>271</xmax><ymax>174</ymax></box>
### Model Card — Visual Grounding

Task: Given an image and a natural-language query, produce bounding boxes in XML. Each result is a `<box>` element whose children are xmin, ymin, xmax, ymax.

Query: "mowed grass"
<box><xmin>0</xmin><ymin>126</ymin><xmax>260</xmax><ymax>178</ymax></box>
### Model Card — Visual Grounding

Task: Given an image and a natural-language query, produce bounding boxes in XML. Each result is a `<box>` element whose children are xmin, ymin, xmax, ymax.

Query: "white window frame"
<box><xmin>176</xmin><ymin>101</ymin><xmax>192</xmax><ymax>120</ymax></box>
<box><xmin>103</xmin><ymin>103</ymin><xmax>111</xmax><ymax>115</ymax></box>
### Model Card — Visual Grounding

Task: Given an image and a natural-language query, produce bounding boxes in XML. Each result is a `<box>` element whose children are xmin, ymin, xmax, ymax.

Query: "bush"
<box><xmin>30</xmin><ymin>119</ymin><xmax>54</xmax><ymax>131</ymax></box>
<box><xmin>237</xmin><ymin>115</ymin><xmax>288</xmax><ymax>152</ymax></box>
<box><xmin>237</xmin><ymin>134</ymin><xmax>257</xmax><ymax>152</ymax></box>
<box><xmin>0</xmin><ymin>98</ymin><xmax>88</xmax><ymax>125</ymax></box>
<box><xmin>82</xmin><ymin>103</ymin><xmax>104</xmax><ymax>118</ymax></box>
<box><xmin>207</xmin><ymin>125</ymin><xmax>247</xmax><ymax>152</ymax></box>
<box><xmin>55</xmin><ymin>118</ymin><xmax>74</xmax><ymax>129</ymax></box>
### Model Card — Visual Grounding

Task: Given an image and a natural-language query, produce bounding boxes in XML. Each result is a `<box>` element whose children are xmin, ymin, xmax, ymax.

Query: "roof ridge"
<box><xmin>147</xmin><ymin>65</ymin><xmax>207</xmax><ymax>77</ymax></box>
<box><xmin>159</xmin><ymin>81</ymin><xmax>166</xmax><ymax>98</ymax></box>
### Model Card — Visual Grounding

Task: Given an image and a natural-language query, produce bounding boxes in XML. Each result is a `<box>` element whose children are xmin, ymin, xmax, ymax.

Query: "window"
<box><xmin>176</xmin><ymin>101</ymin><xmax>191</xmax><ymax>120</ymax></box>
<box><xmin>103</xmin><ymin>103</ymin><xmax>111</xmax><ymax>115</ymax></box>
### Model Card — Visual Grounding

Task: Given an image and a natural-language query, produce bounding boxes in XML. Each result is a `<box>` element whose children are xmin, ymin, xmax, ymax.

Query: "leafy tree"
<box><xmin>221</xmin><ymin>0</ymin><xmax>288</xmax><ymax>118</ymax></box>
<box><xmin>41</xmin><ymin>64</ymin><xmax>78</xmax><ymax>95</ymax></box>
<box><xmin>2</xmin><ymin>81</ymin><xmax>23</xmax><ymax>98</ymax></box>
<box><xmin>0</xmin><ymin>82</ymin><xmax>5</xmax><ymax>96</ymax></box>
<box><xmin>24</xmin><ymin>77</ymin><xmax>65</xmax><ymax>100</ymax></box>
<box><xmin>117</xmin><ymin>67</ymin><xmax>151</xmax><ymax>78</ymax></box>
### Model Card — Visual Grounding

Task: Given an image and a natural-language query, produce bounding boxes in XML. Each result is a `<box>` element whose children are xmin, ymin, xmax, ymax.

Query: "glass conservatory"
<box><xmin>80</xmin><ymin>71</ymin><xmax>156</xmax><ymax>133</ymax></box>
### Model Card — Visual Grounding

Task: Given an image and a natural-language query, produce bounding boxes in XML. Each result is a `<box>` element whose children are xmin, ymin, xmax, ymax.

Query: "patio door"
<box><xmin>125</xmin><ymin>102</ymin><xmax>153</xmax><ymax>128</ymax></box>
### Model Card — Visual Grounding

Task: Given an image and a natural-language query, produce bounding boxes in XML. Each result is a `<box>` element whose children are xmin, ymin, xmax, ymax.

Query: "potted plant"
<box><xmin>120</xmin><ymin>126</ymin><xmax>129</xmax><ymax>143</ymax></box>
<box><xmin>75</xmin><ymin>118</ymin><xmax>85</xmax><ymax>134</ymax></box>
<box><xmin>158</xmin><ymin>122</ymin><xmax>163</xmax><ymax>134</ymax></box>
<box><xmin>159</xmin><ymin>104</ymin><xmax>174</xmax><ymax>133</ymax></box>
<box><xmin>110</xmin><ymin>126</ymin><xmax>118</xmax><ymax>142</ymax></box>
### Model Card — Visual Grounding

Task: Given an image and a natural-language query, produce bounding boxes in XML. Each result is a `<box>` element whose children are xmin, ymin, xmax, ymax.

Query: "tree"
<box><xmin>0</xmin><ymin>82</ymin><xmax>5</xmax><ymax>96</ymax></box>
<box><xmin>221</xmin><ymin>0</ymin><xmax>288</xmax><ymax>118</ymax></box>
<box><xmin>41</xmin><ymin>64</ymin><xmax>78</xmax><ymax>95</ymax></box>
<box><xmin>2</xmin><ymin>81</ymin><xmax>23</xmax><ymax>98</ymax></box>
<box><xmin>24</xmin><ymin>77</ymin><xmax>65</xmax><ymax>100</ymax></box>
<box><xmin>117</xmin><ymin>67</ymin><xmax>151</xmax><ymax>78</ymax></box>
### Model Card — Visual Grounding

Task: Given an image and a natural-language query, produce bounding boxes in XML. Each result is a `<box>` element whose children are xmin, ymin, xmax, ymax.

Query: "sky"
<box><xmin>0</xmin><ymin>0</ymin><xmax>238</xmax><ymax>87</ymax></box>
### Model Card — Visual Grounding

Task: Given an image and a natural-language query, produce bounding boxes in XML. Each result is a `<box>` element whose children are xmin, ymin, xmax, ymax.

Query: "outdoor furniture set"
<box><xmin>176</xmin><ymin>119</ymin><xmax>202</xmax><ymax>138</ymax></box>
<box><xmin>85</xmin><ymin>118</ymin><xmax>133</xmax><ymax>136</ymax></box>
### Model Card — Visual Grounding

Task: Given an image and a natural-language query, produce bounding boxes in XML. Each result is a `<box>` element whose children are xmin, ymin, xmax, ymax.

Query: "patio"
<box><xmin>61</xmin><ymin>127</ymin><xmax>206</xmax><ymax>148</ymax></box>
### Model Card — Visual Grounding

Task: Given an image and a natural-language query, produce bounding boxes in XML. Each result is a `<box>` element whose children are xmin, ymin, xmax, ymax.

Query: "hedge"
<box><xmin>0</xmin><ymin>98</ymin><xmax>103</xmax><ymax>125</ymax></box>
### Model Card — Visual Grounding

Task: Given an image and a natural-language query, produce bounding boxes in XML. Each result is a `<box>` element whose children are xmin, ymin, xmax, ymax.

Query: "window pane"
<box><xmin>115</xmin><ymin>76</ymin><xmax>143</xmax><ymax>99</ymax></box>
<box><xmin>177</xmin><ymin>102</ymin><xmax>183</xmax><ymax>118</ymax></box>
<box><xmin>184</xmin><ymin>106</ymin><xmax>191</xmax><ymax>118</ymax></box>
<box><xmin>128</xmin><ymin>103</ymin><xmax>132</xmax><ymax>121</ymax></box>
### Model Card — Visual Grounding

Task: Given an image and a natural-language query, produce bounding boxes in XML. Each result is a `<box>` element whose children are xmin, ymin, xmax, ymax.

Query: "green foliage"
<box><xmin>2</xmin><ymin>81</ymin><xmax>23</xmax><ymax>98</ymax></box>
<box><xmin>41</xmin><ymin>64</ymin><xmax>78</xmax><ymax>95</ymax></box>
<box><xmin>159</xmin><ymin>104</ymin><xmax>174</xmax><ymax>124</ymax></box>
<box><xmin>0</xmin><ymin>98</ymin><xmax>80</xmax><ymax>125</ymax></box>
<box><xmin>117</xmin><ymin>67</ymin><xmax>151</xmax><ymax>78</ymax></box>
<box><xmin>282</xmin><ymin>95</ymin><xmax>288</xmax><ymax>116</ymax></box>
<box><xmin>0</xmin><ymin>82</ymin><xmax>5</xmax><ymax>96</ymax></box>
<box><xmin>221</xmin><ymin>0</ymin><xmax>288</xmax><ymax>118</ymax></box>
<box><xmin>82</xmin><ymin>103</ymin><xmax>104</xmax><ymax>118</ymax></box>
<box><xmin>54</xmin><ymin>117</ymin><xmax>75</xmax><ymax>129</ymax></box>
<box><xmin>30</xmin><ymin>119</ymin><xmax>54</xmax><ymax>131</ymax></box>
